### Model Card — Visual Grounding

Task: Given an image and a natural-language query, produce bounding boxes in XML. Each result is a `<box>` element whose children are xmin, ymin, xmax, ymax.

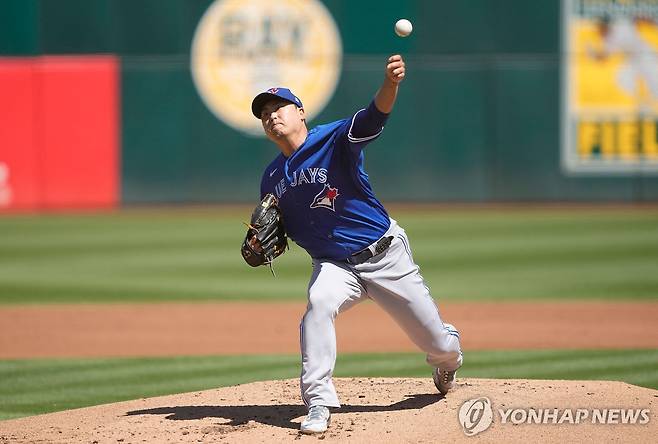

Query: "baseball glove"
<box><xmin>241</xmin><ymin>193</ymin><xmax>288</xmax><ymax>270</ymax></box>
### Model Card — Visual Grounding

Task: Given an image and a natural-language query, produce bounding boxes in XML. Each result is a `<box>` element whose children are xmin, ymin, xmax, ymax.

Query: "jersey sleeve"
<box><xmin>260</xmin><ymin>155</ymin><xmax>283</xmax><ymax>199</ymax></box>
<box><xmin>260</xmin><ymin>179</ymin><xmax>267</xmax><ymax>200</ymax></box>
<box><xmin>346</xmin><ymin>101</ymin><xmax>390</xmax><ymax>151</ymax></box>
<box><xmin>260</xmin><ymin>168</ymin><xmax>273</xmax><ymax>199</ymax></box>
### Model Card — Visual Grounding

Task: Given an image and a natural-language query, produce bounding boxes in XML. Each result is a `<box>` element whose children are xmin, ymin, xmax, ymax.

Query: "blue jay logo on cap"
<box><xmin>251</xmin><ymin>87</ymin><xmax>304</xmax><ymax>118</ymax></box>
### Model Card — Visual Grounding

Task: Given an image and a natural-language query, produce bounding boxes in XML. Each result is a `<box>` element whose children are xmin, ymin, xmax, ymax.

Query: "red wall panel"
<box><xmin>0</xmin><ymin>60</ymin><xmax>39</xmax><ymax>209</ymax></box>
<box><xmin>38</xmin><ymin>56</ymin><xmax>119</xmax><ymax>208</ymax></box>
<box><xmin>0</xmin><ymin>56</ymin><xmax>119</xmax><ymax>210</ymax></box>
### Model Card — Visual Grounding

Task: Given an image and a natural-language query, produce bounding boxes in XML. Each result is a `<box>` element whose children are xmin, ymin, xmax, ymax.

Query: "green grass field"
<box><xmin>1</xmin><ymin>207</ymin><xmax>657</xmax><ymax>303</ymax></box>
<box><xmin>1</xmin><ymin>207</ymin><xmax>657</xmax><ymax>421</ymax></box>
<box><xmin>1</xmin><ymin>350</ymin><xmax>656</xmax><ymax>420</ymax></box>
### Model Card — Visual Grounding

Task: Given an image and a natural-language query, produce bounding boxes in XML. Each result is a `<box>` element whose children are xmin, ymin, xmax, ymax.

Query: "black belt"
<box><xmin>347</xmin><ymin>236</ymin><xmax>394</xmax><ymax>265</ymax></box>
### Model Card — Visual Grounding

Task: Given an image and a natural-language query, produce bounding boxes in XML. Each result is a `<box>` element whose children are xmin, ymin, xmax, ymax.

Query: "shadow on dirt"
<box><xmin>126</xmin><ymin>393</ymin><xmax>442</xmax><ymax>431</ymax></box>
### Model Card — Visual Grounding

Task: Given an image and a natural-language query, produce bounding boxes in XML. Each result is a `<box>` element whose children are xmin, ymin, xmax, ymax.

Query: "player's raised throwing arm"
<box><xmin>348</xmin><ymin>55</ymin><xmax>406</xmax><ymax>145</ymax></box>
<box><xmin>374</xmin><ymin>54</ymin><xmax>406</xmax><ymax>114</ymax></box>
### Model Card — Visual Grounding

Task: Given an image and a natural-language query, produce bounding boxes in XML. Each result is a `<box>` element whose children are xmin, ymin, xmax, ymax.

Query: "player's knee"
<box><xmin>305</xmin><ymin>291</ymin><xmax>339</xmax><ymax>320</ymax></box>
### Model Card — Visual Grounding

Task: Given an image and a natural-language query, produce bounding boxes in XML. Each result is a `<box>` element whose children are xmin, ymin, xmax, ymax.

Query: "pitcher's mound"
<box><xmin>1</xmin><ymin>378</ymin><xmax>656</xmax><ymax>443</ymax></box>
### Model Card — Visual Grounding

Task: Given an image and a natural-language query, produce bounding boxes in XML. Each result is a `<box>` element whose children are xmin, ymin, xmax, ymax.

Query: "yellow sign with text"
<box><xmin>577</xmin><ymin>119</ymin><xmax>658</xmax><ymax>160</ymax></box>
<box><xmin>563</xmin><ymin>0</ymin><xmax>658</xmax><ymax>173</ymax></box>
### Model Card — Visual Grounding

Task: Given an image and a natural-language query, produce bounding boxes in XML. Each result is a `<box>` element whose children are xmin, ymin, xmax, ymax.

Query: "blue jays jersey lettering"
<box><xmin>260</xmin><ymin>103</ymin><xmax>390</xmax><ymax>260</ymax></box>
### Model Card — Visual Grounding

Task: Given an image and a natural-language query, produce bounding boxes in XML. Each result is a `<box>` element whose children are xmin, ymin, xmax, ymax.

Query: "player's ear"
<box><xmin>298</xmin><ymin>107</ymin><xmax>305</xmax><ymax>120</ymax></box>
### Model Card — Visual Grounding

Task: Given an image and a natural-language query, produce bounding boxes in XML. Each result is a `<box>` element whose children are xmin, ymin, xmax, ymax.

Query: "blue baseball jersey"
<box><xmin>260</xmin><ymin>101</ymin><xmax>391</xmax><ymax>260</ymax></box>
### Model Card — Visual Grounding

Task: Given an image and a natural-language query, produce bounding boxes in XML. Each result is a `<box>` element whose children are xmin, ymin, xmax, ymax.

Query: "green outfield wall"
<box><xmin>2</xmin><ymin>0</ymin><xmax>658</xmax><ymax>204</ymax></box>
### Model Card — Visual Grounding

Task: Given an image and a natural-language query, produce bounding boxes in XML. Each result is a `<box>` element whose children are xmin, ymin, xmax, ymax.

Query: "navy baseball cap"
<box><xmin>251</xmin><ymin>87</ymin><xmax>303</xmax><ymax>118</ymax></box>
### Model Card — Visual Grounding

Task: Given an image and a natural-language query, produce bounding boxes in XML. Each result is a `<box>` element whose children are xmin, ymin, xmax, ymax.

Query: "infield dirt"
<box><xmin>1</xmin><ymin>301</ymin><xmax>657</xmax><ymax>358</ymax></box>
<box><xmin>2</xmin><ymin>301</ymin><xmax>657</xmax><ymax>442</ymax></box>
<box><xmin>1</xmin><ymin>377</ymin><xmax>656</xmax><ymax>443</ymax></box>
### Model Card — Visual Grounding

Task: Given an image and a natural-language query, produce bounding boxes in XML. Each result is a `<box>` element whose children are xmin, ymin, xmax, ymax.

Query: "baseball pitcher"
<box><xmin>242</xmin><ymin>54</ymin><xmax>463</xmax><ymax>434</ymax></box>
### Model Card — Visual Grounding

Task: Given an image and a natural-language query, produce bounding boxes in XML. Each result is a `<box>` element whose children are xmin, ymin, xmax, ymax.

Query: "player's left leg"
<box><xmin>354</xmin><ymin>222</ymin><xmax>463</xmax><ymax>378</ymax></box>
<box><xmin>301</xmin><ymin>259</ymin><xmax>367</xmax><ymax>410</ymax></box>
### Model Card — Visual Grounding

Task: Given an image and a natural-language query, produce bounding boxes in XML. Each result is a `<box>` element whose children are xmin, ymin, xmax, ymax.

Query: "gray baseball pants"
<box><xmin>300</xmin><ymin>219</ymin><xmax>463</xmax><ymax>408</ymax></box>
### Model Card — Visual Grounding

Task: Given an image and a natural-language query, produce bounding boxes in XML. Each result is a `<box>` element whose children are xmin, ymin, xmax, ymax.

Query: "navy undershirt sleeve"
<box><xmin>348</xmin><ymin>100</ymin><xmax>390</xmax><ymax>141</ymax></box>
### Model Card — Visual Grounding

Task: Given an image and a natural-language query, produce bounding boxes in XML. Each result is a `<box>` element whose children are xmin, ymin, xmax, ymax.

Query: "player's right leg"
<box><xmin>355</xmin><ymin>223</ymin><xmax>463</xmax><ymax>392</ymax></box>
<box><xmin>300</xmin><ymin>259</ymin><xmax>366</xmax><ymax>413</ymax></box>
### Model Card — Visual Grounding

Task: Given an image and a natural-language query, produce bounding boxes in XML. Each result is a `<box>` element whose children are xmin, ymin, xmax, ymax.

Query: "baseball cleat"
<box><xmin>433</xmin><ymin>323</ymin><xmax>461</xmax><ymax>394</ymax></box>
<box><xmin>433</xmin><ymin>367</ymin><xmax>457</xmax><ymax>395</ymax></box>
<box><xmin>300</xmin><ymin>405</ymin><xmax>331</xmax><ymax>434</ymax></box>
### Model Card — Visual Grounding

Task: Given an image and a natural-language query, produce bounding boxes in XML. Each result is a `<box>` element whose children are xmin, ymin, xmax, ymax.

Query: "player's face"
<box><xmin>260</xmin><ymin>100</ymin><xmax>305</xmax><ymax>139</ymax></box>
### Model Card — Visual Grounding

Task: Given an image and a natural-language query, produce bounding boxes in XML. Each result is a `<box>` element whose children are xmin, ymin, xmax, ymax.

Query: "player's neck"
<box><xmin>275</xmin><ymin>126</ymin><xmax>308</xmax><ymax>158</ymax></box>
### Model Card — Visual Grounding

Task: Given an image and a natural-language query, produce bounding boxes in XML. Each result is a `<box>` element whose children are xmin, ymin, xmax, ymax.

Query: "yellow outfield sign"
<box><xmin>562</xmin><ymin>0</ymin><xmax>658</xmax><ymax>173</ymax></box>
<box><xmin>191</xmin><ymin>0</ymin><xmax>342</xmax><ymax>136</ymax></box>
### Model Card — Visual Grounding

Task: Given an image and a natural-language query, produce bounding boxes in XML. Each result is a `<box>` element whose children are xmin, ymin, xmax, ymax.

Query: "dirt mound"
<box><xmin>1</xmin><ymin>378</ymin><xmax>655</xmax><ymax>443</ymax></box>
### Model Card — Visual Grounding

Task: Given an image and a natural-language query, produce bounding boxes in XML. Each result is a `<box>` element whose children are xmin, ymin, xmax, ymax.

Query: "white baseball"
<box><xmin>395</xmin><ymin>19</ymin><xmax>413</xmax><ymax>37</ymax></box>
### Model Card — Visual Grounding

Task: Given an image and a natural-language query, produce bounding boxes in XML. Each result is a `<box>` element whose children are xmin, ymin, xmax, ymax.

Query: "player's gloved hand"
<box><xmin>241</xmin><ymin>193</ymin><xmax>288</xmax><ymax>269</ymax></box>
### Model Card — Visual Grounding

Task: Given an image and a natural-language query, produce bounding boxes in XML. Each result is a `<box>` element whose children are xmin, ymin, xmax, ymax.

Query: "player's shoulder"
<box><xmin>312</xmin><ymin>118</ymin><xmax>351</xmax><ymax>132</ymax></box>
<box><xmin>309</xmin><ymin>118</ymin><xmax>352</xmax><ymax>139</ymax></box>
